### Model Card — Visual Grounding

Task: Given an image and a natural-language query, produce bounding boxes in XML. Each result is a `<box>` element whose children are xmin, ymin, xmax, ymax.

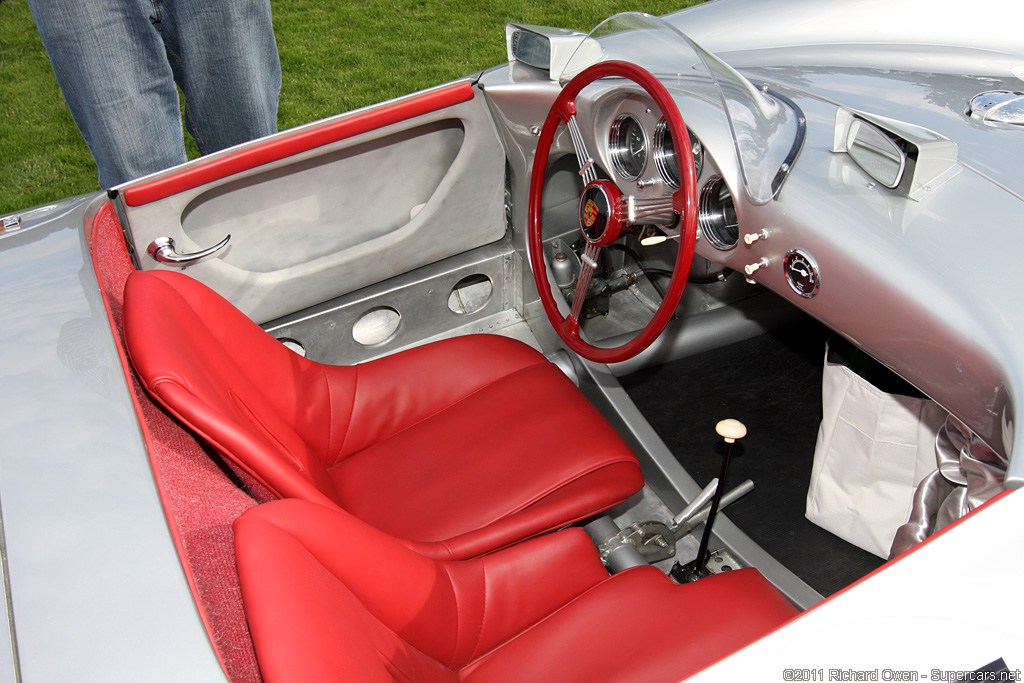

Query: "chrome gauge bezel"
<box><xmin>653</xmin><ymin>118</ymin><xmax>704</xmax><ymax>189</ymax></box>
<box><xmin>609</xmin><ymin>114</ymin><xmax>648</xmax><ymax>181</ymax></box>
<box><xmin>784</xmin><ymin>249</ymin><xmax>821</xmax><ymax>298</ymax></box>
<box><xmin>698</xmin><ymin>175</ymin><xmax>739</xmax><ymax>251</ymax></box>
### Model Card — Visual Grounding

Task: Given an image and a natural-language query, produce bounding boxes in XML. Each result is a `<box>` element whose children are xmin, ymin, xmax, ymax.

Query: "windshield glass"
<box><xmin>562</xmin><ymin>13</ymin><xmax>803</xmax><ymax>204</ymax></box>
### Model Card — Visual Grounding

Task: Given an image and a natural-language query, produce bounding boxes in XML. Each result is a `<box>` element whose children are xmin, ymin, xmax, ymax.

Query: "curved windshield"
<box><xmin>562</xmin><ymin>13</ymin><xmax>803</xmax><ymax>204</ymax></box>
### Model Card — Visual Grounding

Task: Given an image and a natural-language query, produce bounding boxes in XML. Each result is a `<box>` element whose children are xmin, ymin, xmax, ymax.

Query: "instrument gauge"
<box><xmin>610</xmin><ymin>114</ymin><xmax>647</xmax><ymax>180</ymax></box>
<box><xmin>784</xmin><ymin>249</ymin><xmax>821</xmax><ymax>298</ymax></box>
<box><xmin>698</xmin><ymin>176</ymin><xmax>739</xmax><ymax>250</ymax></box>
<box><xmin>654</xmin><ymin>119</ymin><xmax>704</xmax><ymax>189</ymax></box>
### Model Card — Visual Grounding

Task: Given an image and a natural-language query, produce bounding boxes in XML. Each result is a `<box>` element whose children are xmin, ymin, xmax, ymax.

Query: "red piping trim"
<box><xmin>121</xmin><ymin>82</ymin><xmax>476</xmax><ymax>207</ymax></box>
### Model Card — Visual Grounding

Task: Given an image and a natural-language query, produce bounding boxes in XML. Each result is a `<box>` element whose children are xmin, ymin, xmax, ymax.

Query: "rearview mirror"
<box><xmin>846</xmin><ymin>118</ymin><xmax>906</xmax><ymax>189</ymax></box>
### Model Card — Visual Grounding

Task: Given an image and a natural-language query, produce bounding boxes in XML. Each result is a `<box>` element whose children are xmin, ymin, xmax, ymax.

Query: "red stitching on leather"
<box><xmin>468</xmin><ymin>560</ymin><xmax>491</xmax><ymax>665</ymax></box>
<box><xmin>227</xmin><ymin>388</ymin><xmax>308</xmax><ymax>475</ymax></box>
<box><xmin>333</xmin><ymin>353</ymin><xmax>548</xmax><ymax>468</ymax></box>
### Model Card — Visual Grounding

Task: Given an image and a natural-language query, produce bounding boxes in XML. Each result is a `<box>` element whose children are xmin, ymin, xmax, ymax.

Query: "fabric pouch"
<box><xmin>805</xmin><ymin>344</ymin><xmax>947</xmax><ymax>558</ymax></box>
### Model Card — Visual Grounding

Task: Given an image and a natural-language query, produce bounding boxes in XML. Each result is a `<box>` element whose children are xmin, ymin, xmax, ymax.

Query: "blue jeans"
<box><xmin>29</xmin><ymin>0</ymin><xmax>281</xmax><ymax>188</ymax></box>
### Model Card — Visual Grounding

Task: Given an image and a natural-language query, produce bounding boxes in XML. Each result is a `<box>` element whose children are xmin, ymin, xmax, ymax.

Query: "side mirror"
<box><xmin>505</xmin><ymin>23</ymin><xmax>589</xmax><ymax>81</ymax></box>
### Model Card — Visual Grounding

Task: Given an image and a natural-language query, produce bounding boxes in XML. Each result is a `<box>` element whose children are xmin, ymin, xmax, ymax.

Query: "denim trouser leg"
<box><xmin>28</xmin><ymin>0</ymin><xmax>280</xmax><ymax>188</ymax></box>
<box><xmin>160</xmin><ymin>0</ymin><xmax>281</xmax><ymax>156</ymax></box>
<box><xmin>29</xmin><ymin>0</ymin><xmax>185</xmax><ymax>188</ymax></box>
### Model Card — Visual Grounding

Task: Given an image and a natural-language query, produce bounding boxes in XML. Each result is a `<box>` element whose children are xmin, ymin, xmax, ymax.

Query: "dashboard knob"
<box><xmin>743</xmin><ymin>229</ymin><xmax>770</xmax><ymax>245</ymax></box>
<box><xmin>743</xmin><ymin>258</ymin><xmax>770</xmax><ymax>276</ymax></box>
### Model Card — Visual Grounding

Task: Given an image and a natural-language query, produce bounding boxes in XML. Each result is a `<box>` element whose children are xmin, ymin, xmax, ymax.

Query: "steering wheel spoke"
<box><xmin>528</xmin><ymin>61</ymin><xmax>699</xmax><ymax>363</ymax></box>
<box><xmin>621</xmin><ymin>194</ymin><xmax>677</xmax><ymax>225</ymax></box>
<box><xmin>567</xmin><ymin>114</ymin><xmax>598</xmax><ymax>185</ymax></box>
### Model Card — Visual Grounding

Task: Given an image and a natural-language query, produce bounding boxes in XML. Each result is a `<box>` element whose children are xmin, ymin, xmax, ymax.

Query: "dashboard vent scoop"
<box><xmin>968</xmin><ymin>91</ymin><xmax>1024</xmax><ymax>125</ymax></box>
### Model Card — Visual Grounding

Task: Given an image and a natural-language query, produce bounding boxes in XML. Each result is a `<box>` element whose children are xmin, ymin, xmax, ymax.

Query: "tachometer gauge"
<box><xmin>654</xmin><ymin>118</ymin><xmax>704</xmax><ymax>189</ymax></box>
<box><xmin>610</xmin><ymin>114</ymin><xmax>647</xmax><ymax>180</ymax></box>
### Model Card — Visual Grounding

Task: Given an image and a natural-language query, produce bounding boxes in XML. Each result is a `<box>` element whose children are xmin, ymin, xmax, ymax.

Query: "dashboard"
<box><xmin>584</xmin><ymin>88</ymin><xmax>742</xmax><ymax>256</ymax></box>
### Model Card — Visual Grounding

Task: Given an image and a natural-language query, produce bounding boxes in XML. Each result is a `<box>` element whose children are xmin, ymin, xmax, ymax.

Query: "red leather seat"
<box><xmin>123</xmin><ymin>270</ymin><xmax>643</xmax><ymax>559</ymax></box>
<box><xmin>235</xmin><ymin>499</ymin><xmax>799</xmax><ymax>683</ymax></box>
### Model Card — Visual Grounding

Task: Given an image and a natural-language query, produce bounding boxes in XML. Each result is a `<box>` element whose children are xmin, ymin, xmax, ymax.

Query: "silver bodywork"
<box><xmin>0</xmin><ymin>198</ymin><xmax>224</xmax><ymax>681</ymax></box>
<box><xmin>667</xmin><ymin>0</ymin><xmax>1024</xmax><ymax>479</ymax></box>
<box><xmin>2</xmin><ymin>0</ymin><xmax>1023</xmax><ymax>678</ymax></box>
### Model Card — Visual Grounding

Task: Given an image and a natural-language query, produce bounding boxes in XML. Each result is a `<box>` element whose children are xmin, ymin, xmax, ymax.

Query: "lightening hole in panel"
<box><xmin>278</xmin><ymin>338</ymin><xmax>307</xmax><ymax>357</ymax></box>
<box><xmin>447</xmin><ymin>274</ymin><xmax>493</xmax><ymax>315</ymax></box>
<box><xmin>352</xmin><ymin>306</ymin><xmax>401</xmax><ymax>346</ymax></box>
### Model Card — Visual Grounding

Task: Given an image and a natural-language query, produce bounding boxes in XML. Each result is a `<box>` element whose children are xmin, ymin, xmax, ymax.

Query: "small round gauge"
<box><xmin>654</xmin><ymin>119</ymin><xmax>704</xmax><ymax>189</ymax></box>
<box><xmin>784</xmin><ymin>249</ymin><xmax>821</xmax><ymax>298</ymax></box>
<box><xmin>610</xmin><ymin>114</ymin><xmax>647</xmax><ymax>180</ymax></box>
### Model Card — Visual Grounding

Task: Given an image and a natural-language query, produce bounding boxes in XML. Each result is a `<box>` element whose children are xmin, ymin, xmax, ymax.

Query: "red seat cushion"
<box><xmin>460</xmin><ymin>563</ymin><xmax>797</xmax><ymax>682</ymax></box>
<box><xmin>124</xmin><ymin>270</ymin><xmax>643</xmax><ymax>558</ymax></box>
<box><xmin>234</xmin><ymin>499</ymin><xmax>800</xmax><ymax>683</ymax></box>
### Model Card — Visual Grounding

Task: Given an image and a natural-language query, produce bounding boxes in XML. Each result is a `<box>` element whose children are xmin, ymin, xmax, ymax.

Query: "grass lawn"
<box><xmin>0</xmin><ymin>0</ymin><xmax>699</xmax><ymax>215</ymax></box>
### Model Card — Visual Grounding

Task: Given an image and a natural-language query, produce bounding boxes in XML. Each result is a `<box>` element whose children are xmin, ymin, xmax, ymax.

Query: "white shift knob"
<box><xmin>715</xmin><ymin>418</ymin><xmax>747</xmax><ymax>443</ymax></box>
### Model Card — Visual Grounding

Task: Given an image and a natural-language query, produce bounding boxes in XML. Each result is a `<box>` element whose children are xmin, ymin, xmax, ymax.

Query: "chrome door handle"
<box><xmin>147</xmin><ymin>235</ymin><xmax>230</xmax><ymax>266</ymax></box>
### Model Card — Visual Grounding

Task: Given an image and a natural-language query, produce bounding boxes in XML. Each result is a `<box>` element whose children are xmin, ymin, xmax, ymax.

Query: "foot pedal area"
<box><xmin>704</xmin><ymin>548</ymin><xmax>742</xmax><ymax>574</ymax></box>
<box><xmin>670</xmin><ymin>548</ymin><xmax>742</xmax><ymax>583</ymax></box>
<box><xmin>585</xmin><ymin>517</ymin><xmax>675</xmax><ymax>573</ymax></box>
<box><xmin>599</xmin><ymin>521</ymin><xmax>676</xmax><ymax>565</ymax></box>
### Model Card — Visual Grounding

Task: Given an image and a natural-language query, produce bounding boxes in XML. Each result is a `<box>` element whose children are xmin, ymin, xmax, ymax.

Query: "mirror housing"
<box><xmin>505</xmin><ymin>23</ymin><xmax>588</xmax><ymax>80</ymax></box>
<box><xmin>833</xmin><ymin>108</ymin><xmax>960</xmax><ymax>201</ymax></box>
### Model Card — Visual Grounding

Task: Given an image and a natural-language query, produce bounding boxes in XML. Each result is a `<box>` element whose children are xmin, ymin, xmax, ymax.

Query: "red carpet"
<box><xmin>88</xmin><ymin>201</ymin><xmax>270</xmax><ymax>683</ymax></box>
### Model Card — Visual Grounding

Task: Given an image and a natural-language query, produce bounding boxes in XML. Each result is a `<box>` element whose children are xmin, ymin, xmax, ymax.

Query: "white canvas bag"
<box><xmin>805</xmin><ymin>347</ymin><xmax>947</xmax><ymax>558</ymax></box>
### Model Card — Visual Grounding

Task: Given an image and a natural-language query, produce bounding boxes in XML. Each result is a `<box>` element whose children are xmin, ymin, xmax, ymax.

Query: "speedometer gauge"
<box><xmin>610</xmin><ymin>114</ymin><xmax>647</xmax><ymax>180</ymax></box>
<box><xmin>654</xmin><ymin>119</ymin><xmax>703</xmax><ymax>189</ymax></box>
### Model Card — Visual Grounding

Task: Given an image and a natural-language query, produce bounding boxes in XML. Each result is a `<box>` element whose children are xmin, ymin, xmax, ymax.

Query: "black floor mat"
<box><xmin>620</xmin><ymin>320</ymin><xmax>885</xmax><ymax>596</ymax></box>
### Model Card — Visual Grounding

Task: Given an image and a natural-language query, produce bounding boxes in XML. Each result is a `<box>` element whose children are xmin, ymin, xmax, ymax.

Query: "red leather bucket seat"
<box><xmin>123</xmin><ymin>270</ymin><xmax>643</xmax><ymax>559</ymax></box>
<box><xmin>235</xmin><ymin>499</ymin><xmax>799</xmax><ymax>682</ymax></box>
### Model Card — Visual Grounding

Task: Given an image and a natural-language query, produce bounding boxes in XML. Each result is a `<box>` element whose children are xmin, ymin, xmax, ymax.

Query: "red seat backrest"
<box><xmin>124</xmin><ymin>270</ymin><xmax>344</xmax><ymax>507</ymax></box>
<box><xmin>233</xmin><ymin>500</ymin><xmax>612</xmax><ymax>682</ymax></box>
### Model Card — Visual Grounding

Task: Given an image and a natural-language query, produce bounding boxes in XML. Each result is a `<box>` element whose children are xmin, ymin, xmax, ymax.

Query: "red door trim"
<box><xmin>122</xmin><ymin>82</ymin><xmax>476</xmax><ymax>207</ymax></box>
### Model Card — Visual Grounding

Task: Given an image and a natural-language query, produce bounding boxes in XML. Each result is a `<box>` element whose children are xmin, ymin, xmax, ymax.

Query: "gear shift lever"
<box><xmin>671</xmin><ymin>418</ymin><xmax>746</xmax><ymax>583</ymax></box>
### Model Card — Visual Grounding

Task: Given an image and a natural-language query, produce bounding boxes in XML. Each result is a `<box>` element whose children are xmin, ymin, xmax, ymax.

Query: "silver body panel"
<box><xmin>0</xmin><ymin>197</ymin><xmax>224</xmax><ymax>681</ymax></box>
<box><xmin>671</xmin><ymin>2</ymin><xmax>1024</xmax><ymax>479</ymax></box>
<box><xmin>3</xmin><ymin>0</ymin><xmax>1024</xmax><ymax>676</ymax></box>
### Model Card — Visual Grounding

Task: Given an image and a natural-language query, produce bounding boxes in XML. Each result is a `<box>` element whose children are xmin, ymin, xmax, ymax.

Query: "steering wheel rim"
<box><xmin>528</xmin><ymin>60</ymin><xmax>699</xmax><ymax>364</ymax></box>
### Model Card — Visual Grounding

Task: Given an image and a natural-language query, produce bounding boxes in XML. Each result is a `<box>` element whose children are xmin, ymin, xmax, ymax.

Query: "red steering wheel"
<box><xmin>528</xmin><ymin>60</ymin><xmax>698</xmax><ymax>364</ymax></box>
